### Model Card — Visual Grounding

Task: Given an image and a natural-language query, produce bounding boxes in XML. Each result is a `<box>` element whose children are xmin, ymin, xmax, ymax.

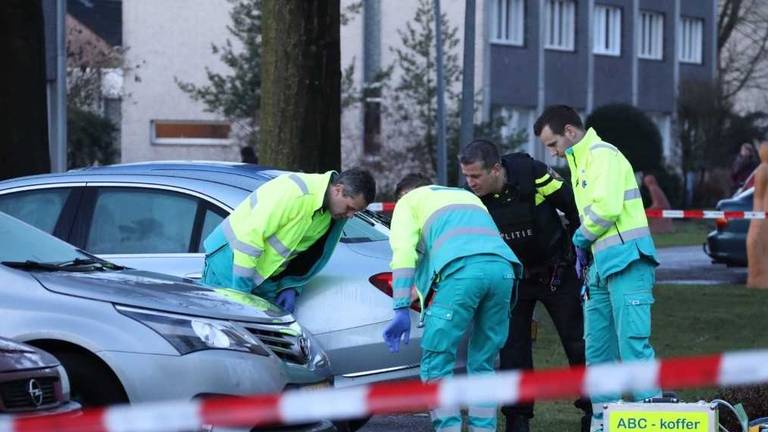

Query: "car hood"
<box><xmin>31</xmin><ymin>269</ymin><xmax>293</xmax><ymax>324</ymax></box>
<box><xmin>0</xmin><ymin>338</ymin><xmax>58</xmax><ymax>372</ymax></box>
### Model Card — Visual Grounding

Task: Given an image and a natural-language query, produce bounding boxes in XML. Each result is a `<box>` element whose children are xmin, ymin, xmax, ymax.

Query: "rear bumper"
<box><xmin>705</xmin><ymin>230</ymin><xmax>747</xmax><ymax>266</ymax></box>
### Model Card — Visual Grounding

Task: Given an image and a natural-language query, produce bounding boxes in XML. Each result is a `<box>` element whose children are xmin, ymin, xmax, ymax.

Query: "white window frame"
<box><xmin>638</xmin><ymin>10</ymin><xmax>664</xmax><ymax>60</ymax></box>
<box><xmin>491</xmin><ymin>0</ymin><xmax>525</xmax><ymax>46</ymax></box>
<box><xmin>544</xmin><ymin>0</ymin><xmax>576</xmax><ymax>51</ymax></box>
<box><xmin>678</xmin><ymin>16</ymin><xmax>703</xmax><ymax>64</ymax></box>
<box><xmin>151</xmin><ymin>120</ymin><xmax>232</xmax><ymax>146</ymax></box>
<box><xmin>593</xmin><ymin>4</ymin><xmax>622</xmax><ymax>56</ymax></box>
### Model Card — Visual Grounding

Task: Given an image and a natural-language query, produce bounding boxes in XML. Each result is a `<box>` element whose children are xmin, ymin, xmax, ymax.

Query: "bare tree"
<box><xmin>718</xmin><ymin>0</ymin><xmax>768</xmax><ymax>102</ymax></box>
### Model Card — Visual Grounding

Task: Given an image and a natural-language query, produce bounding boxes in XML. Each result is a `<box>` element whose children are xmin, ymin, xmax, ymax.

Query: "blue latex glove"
<box><xmin>383</xmin><ymin>309</ymin><xmax>411</xmax><ymax>353</ymax></box>
<box><xmin>275</xmin><ymin>288</ymin><xmax>298</xmax><ymax>313</ymax></box>
<box><xmin>575</xmin><ymin>247</ymin><xmax>591</xmax><ymax>281</ymax></box>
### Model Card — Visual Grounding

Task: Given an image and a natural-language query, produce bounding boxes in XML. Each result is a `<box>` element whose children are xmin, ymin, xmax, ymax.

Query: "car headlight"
<box><xmin>115</xmin><ymin>305</ymin><xmax>270</xmax><ymax>356</ymax></box>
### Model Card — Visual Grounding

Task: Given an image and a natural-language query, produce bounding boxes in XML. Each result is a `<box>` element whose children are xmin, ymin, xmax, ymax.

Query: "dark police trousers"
<box><xmin>499</xmin><ymin>263</ymin><xmax>591</xmax><ymax>420</ymax></box>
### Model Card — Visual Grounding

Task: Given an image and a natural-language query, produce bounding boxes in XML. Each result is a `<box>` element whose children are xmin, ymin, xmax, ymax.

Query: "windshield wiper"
<box><xmin>2</xmin><ymin>260</ymin><xmax>65</xmax><ymax>271</ymax></box>
<box><xmin>56</xmin><ymin>258</ymin><xmax>125</xmax><ymax>270</ymax></box>
<box><xmin>1</xmin><ymin>258</ymin><xmax>124</xmax><ymax>272</ymax></box>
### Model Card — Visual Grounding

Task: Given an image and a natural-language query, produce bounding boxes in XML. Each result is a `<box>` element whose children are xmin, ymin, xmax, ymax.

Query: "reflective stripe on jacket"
<box><xmin>389</xmin><ymin>186</ymin><xmax>522</xmax><ymax>310</ymax></box>
<box><xmin>204</xmin><ymin>171</ymin><xmax>340</xmax><ymax>294</ymax></box>
<box><xmin>566</xmin><ymin>128</ymin><xmax>659</xmax><ymax>277</ymax></box>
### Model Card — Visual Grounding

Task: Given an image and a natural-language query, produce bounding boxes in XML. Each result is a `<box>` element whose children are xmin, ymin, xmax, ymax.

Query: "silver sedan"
<box><xmin>0</xmin><ymin>162</ymin><xmax>456</xmax><ymax>389</ymax></box>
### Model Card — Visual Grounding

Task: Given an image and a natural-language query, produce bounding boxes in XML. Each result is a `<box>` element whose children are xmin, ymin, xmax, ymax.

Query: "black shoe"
<box><xmin>506</xmin><ymin>415</ymin><xmax>530</xmax><ymax>432</ymax></box>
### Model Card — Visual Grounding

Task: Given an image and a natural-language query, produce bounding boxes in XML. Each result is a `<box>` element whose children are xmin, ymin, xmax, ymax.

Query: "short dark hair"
<box><xmin>395</xmin><ymin>173</ymin><xmax>432</xmax><ymax>198</ymax></box>
<box><xmin>533</xmin><ymin>105</ymin><xmax>584</xmax><ymax>136</ymax></box>
<box><xmin>458</xmin><ymin>139</ymin><xmax>501</xmax><ymax>170</ymax></box>
<box><xmin>334</xmin><ymin>167</ymin><xmax>376</xmax><ymax>204</ymax></box>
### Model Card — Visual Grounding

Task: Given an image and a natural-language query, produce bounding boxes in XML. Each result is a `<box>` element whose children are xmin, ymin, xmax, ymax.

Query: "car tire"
<box><xmin>333</xmin><ymin>417</ymin><xmax>372</xmax><ymax>432</ymax></box>
<box><xmin>54</xmin><ymin>350</ymin><xmax>128</xmax><ymax>407</ymax></box>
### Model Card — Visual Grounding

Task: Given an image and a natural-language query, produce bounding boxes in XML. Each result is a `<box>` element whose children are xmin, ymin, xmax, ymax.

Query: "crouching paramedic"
<box><xmin>382</xmin><ymin>173</ymin><xmax>522</xmax><ymax>432</ymax></box>
<box><xmin>201</xmin><ymin>168</ymin><xmax>376</xmax><ymax>313</ymax></box>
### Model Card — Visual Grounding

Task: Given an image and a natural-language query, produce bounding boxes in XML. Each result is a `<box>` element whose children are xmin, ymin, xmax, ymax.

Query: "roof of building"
<box><xmin>67</xmin><ymin>0</ymin><xmax>122</xmax><ymax>47</ymax></box>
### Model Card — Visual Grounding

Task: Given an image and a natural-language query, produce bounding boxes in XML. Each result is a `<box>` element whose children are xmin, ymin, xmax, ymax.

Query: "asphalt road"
<box><xmin>656</xmin><ymin>245</ymin><xmax>746</xmax><ymax>285</ymax></box>
<box><xmin>358</xmin><ymin>246</ymin><xmax>747</xmax><ymax>431</ymax></box>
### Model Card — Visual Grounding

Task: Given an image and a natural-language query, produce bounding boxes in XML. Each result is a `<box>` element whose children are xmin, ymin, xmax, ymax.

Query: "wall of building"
<box><xmin>121</xmin><ymin>0</ymin><xmax>239</xmax><ymax>163</ymax></box>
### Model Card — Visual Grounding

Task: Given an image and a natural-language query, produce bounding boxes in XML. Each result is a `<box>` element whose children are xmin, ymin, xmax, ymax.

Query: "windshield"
<box><xmin>0</xmin><ymin>211</ymin><xmax>88</xmax><ymax>263</ymax></box>
<box><xmin>341</xmin><ymin>210</ymin><xmax>389</xmax><ymax>243</ymax></box>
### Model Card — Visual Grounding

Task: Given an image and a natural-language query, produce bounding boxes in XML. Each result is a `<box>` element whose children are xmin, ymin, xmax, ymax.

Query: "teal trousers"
<box><xmin>584</xmin><ymin>257</ymin><xmax>661</xmax><ymax>427</ymax></box>
<box><xmin>420</xmin><ymin>255</ymin><xmax>516</xmax><ymax>432</ymax></box>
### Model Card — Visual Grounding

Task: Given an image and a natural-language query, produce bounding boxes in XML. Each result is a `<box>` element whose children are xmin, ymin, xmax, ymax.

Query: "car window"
<box><xmin>0</xmin><ymin>212</ymin><xmax>86</xmax><ymax>263</ymax></box>
<box><xmin>198</xmin><ymin>209</ymin><xmax>225</xmax><ymax>252</ymax></box>
<box><xmin>341</xmin><ymin>212</ymin><xmax>388</xmax><ymax>243</ymax></box>
<box><xmin>86</xmin><ymin>188</ymin><xmax>198</xmax><ymax>254</ymax></box>
<box><xmin>0</xmin><ymin>188</ymin><xmax>70</xmax><ymax>234</ymax></box>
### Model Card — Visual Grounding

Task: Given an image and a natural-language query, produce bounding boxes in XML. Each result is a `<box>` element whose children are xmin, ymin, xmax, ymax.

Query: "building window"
<box><xmin>679</xmin><ymin>17</ymin><xmax>703</xmax><ymax>64</ymax></box>
<box><xmin>491</xmin><ymin>0</ymin><xmax>524</xmax><ymax>46</ymax></box>
<box><xmin>638</xmin><ymin>11</ymin><xmax>664</xmax><ymax>60</ymax></box>
<box><xmin>151</xmin><ymin>120</ymin><xmax>231</xmax><ymax>145</ymax></box>
<box><xmin>593</xmin><ymin>5</ymin><xmax>621</xmax><ymax>56</ymax></box>
<box><xmin>544</xmin><ymin>0</ymin><xmax>576</xmax><ymax>51</ymax></box>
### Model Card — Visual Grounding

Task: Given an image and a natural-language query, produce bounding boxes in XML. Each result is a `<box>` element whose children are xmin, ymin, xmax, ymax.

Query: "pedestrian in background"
<box><xmin>534</xmin><ymin>105</ymin><xmax>661</xmax><ymax>432</ymax></box>
<box><xmin>202</xmin><ymin>168</ymin><xmax>375</xmax><ymax>313</ymax></box>
<box><xmin>459</xmin><ymin>139</ymin><xmax>591</xmax><ymax>432</ymax></box>
<box><xmin>241</xmin><ymin>146</ymin><xmax>259</xmax><ymax>164</ymax></box>
<box><xmin>731</xmin><ymin>143</ymin><xmax>760</xmax><ymax>193</ymax></box>
<box><xmin>382</xmin><ymin>173</ymin><xmax>522</xmax><ymax>432</ymax></box>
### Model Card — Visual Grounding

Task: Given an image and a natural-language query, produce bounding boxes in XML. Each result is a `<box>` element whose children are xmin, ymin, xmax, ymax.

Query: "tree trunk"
<box><xmin>260</xmin><ymin>0</ymin><xmax>341</xmax><ymax>173</ymax></box>
<box><xmin>0</xmin><ymin>0</ymin><xmax>51</xmax><ymax>180</ymax></box>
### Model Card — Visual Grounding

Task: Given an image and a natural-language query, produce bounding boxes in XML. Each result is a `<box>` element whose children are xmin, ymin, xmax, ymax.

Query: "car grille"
<box><xmin>243</xmin><ymin>324</ymin><xmax>309</xmax><ymax>365</ymax></box>
<box><xmin>0</xmin><ymin>377</ymin><xmax>58</xmax><ymax>410</ymax></box>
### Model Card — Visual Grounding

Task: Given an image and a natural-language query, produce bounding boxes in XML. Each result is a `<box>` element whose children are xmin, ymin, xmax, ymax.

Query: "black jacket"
<box><xmin>480</xmin><ymin>153</ymin><xmax>580</xmax><ymax>269</ymax></box>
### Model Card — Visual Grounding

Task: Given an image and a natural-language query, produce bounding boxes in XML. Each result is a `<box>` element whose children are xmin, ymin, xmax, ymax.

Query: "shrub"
<box><xmin>585</xmin><ymin>104</ymin><xmax>663</xmax><ymax>173</ymax></box>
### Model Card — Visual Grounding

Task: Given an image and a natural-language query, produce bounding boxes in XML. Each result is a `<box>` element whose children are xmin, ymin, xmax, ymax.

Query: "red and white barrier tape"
<box><xmin>368</xmin><ymin>202</ymin><xmax>396</xmax><ymax>212</ymax></box>
<box><xmin>3</xmin><ymin>348</ymin><xmax>768</xmax><ymax>432</ymax></box>
<box><xmin>644</xmin><ymin>209</ymin><xmax>766</xmax><ymax>220</ymax></box>
<box><xmin>368</xmin><ymin>203</ymin><xmax>767</xmax><ymax>220</ymax></box>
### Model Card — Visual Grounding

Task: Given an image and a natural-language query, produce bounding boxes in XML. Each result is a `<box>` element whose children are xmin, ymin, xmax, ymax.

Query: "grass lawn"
<box><xmin>651</xmin><ymin>220</ymin><xmax>713</xmax><ymax>248</ymax></box>
<box><xmin>529</xmin><ymin>283</ymin><xmax>768</xmax><ymax>431</ymax></box>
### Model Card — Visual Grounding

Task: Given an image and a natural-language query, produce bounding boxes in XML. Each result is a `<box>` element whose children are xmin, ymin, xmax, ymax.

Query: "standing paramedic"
<box><xmin>459</xmin><ymin>139</ymin><xmax>591</xmax><ymax>432</ymax></box>
<box><xmin>382</xmin><ymin>173</ymin><xmax>522</xmax><ymax>432</ymax></box>
<box><xmin>534</xmin><ymin>105</ymin><xmax>661</xmax><ymax>432</ymax></box>
<box><xmin>201</xmin><ymin>168</ymin><xmax>376</xmax><ymax>313</ymax></box>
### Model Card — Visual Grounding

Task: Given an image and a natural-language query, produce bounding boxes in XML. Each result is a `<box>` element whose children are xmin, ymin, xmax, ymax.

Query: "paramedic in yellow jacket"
<box><xmin>383</xmin><ymin>173</ymin><xmax>522</xmax><ymax>432</ymax></box>
<box><xmin>534</xmin><ymin>105</ymin><xmax>661</xmax><ymax>432</ymax></box>
<box><xmin>202</xmin><ymin>168</ymin><xmax>376</xmax><ymax>313</ymax></box>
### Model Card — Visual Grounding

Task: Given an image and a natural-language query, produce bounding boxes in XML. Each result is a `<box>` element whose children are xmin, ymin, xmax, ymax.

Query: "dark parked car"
<box><xmin>705</xmin><ymin>185</ymin><xmax>754</xmax><ymax>267</ymax></box>
<box><xmin>0</xmin><ymin>337</ymin><xmax>80</xmax><ymax>416</ymax></box>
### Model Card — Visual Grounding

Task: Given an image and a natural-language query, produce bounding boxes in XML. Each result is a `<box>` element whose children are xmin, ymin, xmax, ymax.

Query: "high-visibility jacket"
<box><xmin>203</xmin><ymin>171</ymin><xmax>345</xmax><ymax>295</ymax></box>
<box><xmin>389</xmin><ymin>185</ymin><xmax>522</xmax><ymax>311</ymax></box>
<box><xmin>567</xmin><ymin>128</ymin><xmax>659</xmax><ymax>277</ymax></box>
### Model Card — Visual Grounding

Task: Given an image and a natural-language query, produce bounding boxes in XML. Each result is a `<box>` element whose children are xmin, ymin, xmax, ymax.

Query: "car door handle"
<box><xmin>185</xmin><ymin>272</ymin><xmax>202</xmax><ymax>279</ymax></box>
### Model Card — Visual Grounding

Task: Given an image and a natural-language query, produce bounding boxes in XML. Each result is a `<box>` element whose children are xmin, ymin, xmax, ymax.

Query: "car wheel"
<box><xmin>333</xmin><ymin>416</ymin><xmax>372</xmax><ymax>432</ymax></box>
<box><xmin>54</xmin><ymin>350</ymin><xmax>128</xmax><ymax>407</ymax></box>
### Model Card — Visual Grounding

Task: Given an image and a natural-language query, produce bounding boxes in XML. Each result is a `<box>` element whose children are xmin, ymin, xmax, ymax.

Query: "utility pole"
<box><xmin>458</xmin><ymin>0</ymin><xmax>476</xmax><ymax>172</ymax></box>
<box><xmin>53</xmin><ymin>0</ymin><xmax>67</xmax><ymax>172</ymax></box>
<box><xmin>434</xmin><ymin>0</ymin><xmax>447</xmax><ymax>185</ymax></box>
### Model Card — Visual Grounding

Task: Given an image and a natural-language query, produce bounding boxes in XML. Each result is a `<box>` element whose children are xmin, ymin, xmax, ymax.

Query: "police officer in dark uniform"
<box><xmin>459</xmin><ymin>139</ymin><xmax>591</xmax><ymax>432</ymax></box>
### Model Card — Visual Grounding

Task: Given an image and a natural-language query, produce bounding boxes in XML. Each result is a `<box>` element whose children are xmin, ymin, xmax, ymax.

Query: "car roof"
<box><xmin>0</xmin><ymin>162</ymin><xmax>288</xmax><ymax>210</ymax></box>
